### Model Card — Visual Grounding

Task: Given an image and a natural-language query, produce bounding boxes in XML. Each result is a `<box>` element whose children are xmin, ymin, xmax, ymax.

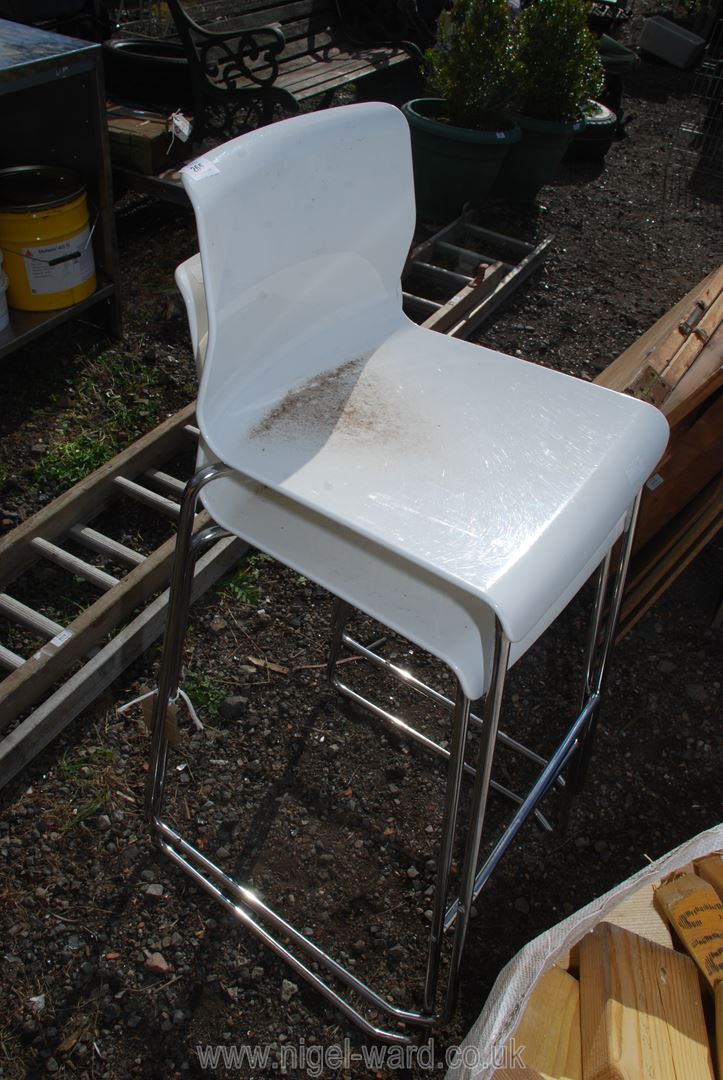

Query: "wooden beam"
<box><xmin>605</xmin><ymin>883</ymin><xmax>674</xmax><ymax>951</ymax></box>
<box><xmin>654</xmin><ymin>873</ymin><xmax>723</xmax><ymax>992</ymax></box>
<box><xmin>595</xmin><ymin>266</ymin><xmax>723</xmax><ymax>395</ymax></box>
<box><xmin>493</xmin><ymin>966</ymin><xmax>581</xmax><ymax>1080</ymax></box>
<box><xmin>579</xmin><ymin>922</ymin><xmax>714</xmax><ymax>1080</ymax></box>
<box><xmin>695</xmin><ymin>854</ymin><xmax>723</xmax><ymax>900</ymax></box>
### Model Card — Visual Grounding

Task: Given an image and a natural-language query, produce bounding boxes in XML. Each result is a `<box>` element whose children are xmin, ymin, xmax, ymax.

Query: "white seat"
<box><xmin>145</xmin><ymin>102</ymin><xmax>668</xmax><ymax>1043</ymax></box>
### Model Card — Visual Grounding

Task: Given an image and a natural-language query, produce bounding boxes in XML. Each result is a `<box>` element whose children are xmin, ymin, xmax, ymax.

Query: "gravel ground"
<box><xmin>0</xmin><ymin>12</ymin><xmax>721</xmax><ymax>1079</ymax></box>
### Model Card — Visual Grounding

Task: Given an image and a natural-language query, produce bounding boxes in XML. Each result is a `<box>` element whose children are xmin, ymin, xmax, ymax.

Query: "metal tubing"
<box><xmin>332</xmin><ymin>675</ymin><xmax>551</xmax><ymax>831</ymax></box>
<box><xmin>327</xmin><ymin>597</ymin><xmax>352</xmax><ymax>680</ymax></box>
<box><xmin>144</xmin><ymin>462</ymin><xmax>233</xmax><ymax>822</ymax></box>
<box><xmin>444</xmin><ymin>691</ymin><xmax>600</xmax><ymax>936</ymax></box>
<box><xmin>579</xmin><ymin>553</ymin><xmax>612</xmax><ymax>707</ymax></box>
<box><xmin>155</xmin><ymin>834</ymin><xmax>416</xmax><ymax>1044</ymax></box>
<box><xmin>340</xmin><ymin>631</ymin><xmax>553</xmax><ymax>774</ymax></box>
<box><xmin>567</xmin><ymin>492</ymin><xmax>643</xmax><ymax>798</ymax></box>
<box><xmin>443</xmin><ymin>623</ymin><xmax>510</xmax><ymax>1017</ymax></box>
<box><xmin>153</xmin><ymin>819</ymin><xmax>431</xmax><ymax>1033</ymax></box>
<box><xmin>422</xmin><ymin>685</ymin><xmax>472</xmax><ymax>1015</ymax></box>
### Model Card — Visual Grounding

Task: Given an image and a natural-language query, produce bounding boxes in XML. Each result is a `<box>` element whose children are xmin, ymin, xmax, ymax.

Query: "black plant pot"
<box><xmin>564</xmin><ymin>101</ymin><xmax>617</xmax><ymax>162</ymax></box>
<box><xmin>103</xmin><ymin>38</ymin><xmax>193</xmax><ymax>111</ymax></box>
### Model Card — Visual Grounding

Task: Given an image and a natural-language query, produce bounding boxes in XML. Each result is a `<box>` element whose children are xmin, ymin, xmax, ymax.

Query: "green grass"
<box><xmin>220</xmin><ymin>552</ymin><xmax>274</xmax><ymax>608</ymax></box>
<box><xmin>30</xmin><ymin>347</ymin><xmax>170</xmax><ymax>493</ymax></box>
<box><xmin>180</xmin><ymin>671</ymin><xmax>227</xmax><ymax>721</ymax></box>
<box><xmin>37</xmin><ymin>431</ymin><xmax>119</xmax><ymax>488</ymax></box>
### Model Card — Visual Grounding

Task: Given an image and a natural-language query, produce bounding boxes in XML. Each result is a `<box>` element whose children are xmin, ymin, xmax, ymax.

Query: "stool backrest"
<box><xmin>181</xmin><ymin>103</ymin><xmax>416</xmax><ymax>430</ymax></box>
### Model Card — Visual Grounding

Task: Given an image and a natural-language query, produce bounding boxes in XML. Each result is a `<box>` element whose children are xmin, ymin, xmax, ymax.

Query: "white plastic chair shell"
<box><xmin>177</xmin><ymin>104</ymin><xmax>667</xmax><ymax>700</ymax></box>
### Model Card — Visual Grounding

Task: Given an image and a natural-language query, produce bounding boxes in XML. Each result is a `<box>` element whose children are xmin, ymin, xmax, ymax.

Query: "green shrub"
<box><xmin>514</xmin><ymin>0</ymin><xmax>604</xmax><ymax>122</ymax></box>
<box><xmin>426</xmin><ymin>0</ymin><xmax>523</xmax><ymax>128</ymax></box>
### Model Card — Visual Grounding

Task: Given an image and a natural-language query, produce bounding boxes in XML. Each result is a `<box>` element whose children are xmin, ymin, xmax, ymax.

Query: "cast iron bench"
<box><xmin>165</xmin><ymin>0</ymin><xmax>422</xmax><ymax>142</ymax></box>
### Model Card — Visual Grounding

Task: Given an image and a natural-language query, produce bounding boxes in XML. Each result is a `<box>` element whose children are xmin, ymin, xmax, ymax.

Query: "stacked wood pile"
<box><xmin>595</xmin><ymin>266</ymin><xmax>723</xmax><ymax>638</ymax></box>
<box><xmin>492</xmin><ymin>851</ymin><xmax>723</xmax><ymax>1079</ymax></box>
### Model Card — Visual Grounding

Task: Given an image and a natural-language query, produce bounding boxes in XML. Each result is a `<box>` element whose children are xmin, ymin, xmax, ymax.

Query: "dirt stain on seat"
<box><xmin>250</xmin><ymin>354</ymin><xmax>409</xmax><ymax>445</ymax></box>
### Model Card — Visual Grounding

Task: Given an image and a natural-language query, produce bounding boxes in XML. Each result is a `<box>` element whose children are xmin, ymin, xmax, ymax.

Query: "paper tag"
<box><xmin>164</xmin><ymin>702</ymin><xmax>179</xmax><ymax>745</ymax></box>
<box><xmin>170</xmin><ymin>111</ymin><xmax>192</xmax><ymax>143</ymax></box>
<box><xmin>141</xmin><ymin>695</ymin><xmax>179</xmax><ymax>745</ymax></box>
<box><xmin>646</xmin><ymin>473</ymin><xmax>664</xmax><ymax>491</ymax></box>
<box><xmin>183</xmin><ymin>158</ymin><xmax>220</xmax><ymax>182</ymax></box>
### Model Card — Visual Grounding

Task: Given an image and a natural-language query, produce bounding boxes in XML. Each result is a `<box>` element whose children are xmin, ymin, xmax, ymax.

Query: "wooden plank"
<box><xmin>654</xmin><ymin>873</ymin><xmax>723</xmax><ymax>992</ymax></box>
<box><xmin>0</xmin><ymin>536</ymin><xmax>245</xmax><ymax>791</ymax></box>
<box><xmin>596</xmin><ymin>266</ymin><xmax>723</xmax><ymax>394</ymax></box>
<box><xmin>634</xmin><ymin>389</ymin><xmax>723</xmax><ymax>551</ymax></box>
<box><xmin>619</xmin><ymin>509</ymin><xmax>722</xmax><ymax>638</ymax></box>
<box><xmin>661</xmin><ymin>288</ymin><xmax>723</xmax><ymax>388</ymax></box>
<box><xmin>624</xmin><ymin>472</ymin><xmax>723</xmax><ymax>595</ymax></box>
<box><xmin>144</xmin><ymin>468</ymin><xmax>187</xmax><ymax>497</ymax></box>
<box><xmin>494</xmin><ymin>966</ymin><xmax>581</xmax><ymax>1080</ymax></box>
<box><xmin>695</xmin><ymin>854</ymin><xmax>723</xmax><ymax>900</ymax></box>
<box><xmin>605</xmin><ymin>883</ymin><xmax>674</xmax><ymax>951</ymax></box>
<box><xmin>618</xmin><ymin>480</ymin><xmax>723</xmax><ymax>639</ymax></box>
<box><xmin>663</xmin><ymin>322</ymin><xmax>723</xmax><ymax>417</ymax></box>
<box><xmin>663</xmin><ymin>364</ymin><xmax>723</xmax><ymax>428</ymax></box>
<box><xmin>402</xmin><ymin>292</ymin><xmax>441</xmax><ymax>317</ymax></box>
<box><xmin>409</xmin><ymin>215</ymin><xmax>473</xmax><ymax>266</ymax></box>
<box><xmin>464</xmin><ymin>222</ymin><xmax>534</xmax><ymax>257</ymax></box>
<box><xmin>579</xmin><ymin>922</ymin><xmax>715</xmax><ymax>1080</ymax></box>
<box><xmin>412</xmin><ymin>262</ymin><xmax>472</xmax><ymax>289</ymax></box>
<box><xmin>0</xmin><ymin>403</ymin><xmax>195</xmax><ymax>587</ymax></box>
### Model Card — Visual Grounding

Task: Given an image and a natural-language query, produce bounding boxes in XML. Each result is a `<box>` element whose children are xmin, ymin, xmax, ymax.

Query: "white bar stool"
<box><xmin>143</xmin><ymin>103</ymin><xmax>668</xmax><ymax>1042</ymax></box>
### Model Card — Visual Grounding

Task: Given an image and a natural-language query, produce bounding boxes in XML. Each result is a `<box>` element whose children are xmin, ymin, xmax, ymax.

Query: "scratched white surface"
<box><xmin>181</xmin><ymin>102</ymin><xmax>669</xmax><ymax>694</ymax></box>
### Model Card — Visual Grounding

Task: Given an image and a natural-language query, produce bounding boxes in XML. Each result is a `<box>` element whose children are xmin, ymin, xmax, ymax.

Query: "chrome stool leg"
<box><xmin>565</xmin><ymin>491</ymin><xmax>642</xmax><ymax>803</ymax></box>
<box><xmin>444</xmin><ymin>622</ymin><xmax>509</xmax><ymax>1018</ymax></box>
<box><xmin>145</xmin><ymin>463</ymin><xmax>232</xmax><ymax>821</ymax></box>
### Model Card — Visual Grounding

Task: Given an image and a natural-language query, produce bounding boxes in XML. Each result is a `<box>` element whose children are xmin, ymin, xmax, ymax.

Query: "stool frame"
<box><xmin>144</xmin><ymin>460</ymin><xmax>642</xmax><ymax>1043</ymax></box>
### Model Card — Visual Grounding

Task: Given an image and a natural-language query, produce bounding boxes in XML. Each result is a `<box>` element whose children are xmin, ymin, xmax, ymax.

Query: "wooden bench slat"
<box><xmin>279</xmin><ymin>53</ymin><xmax>405</xmax><ymax>97</ymax></box>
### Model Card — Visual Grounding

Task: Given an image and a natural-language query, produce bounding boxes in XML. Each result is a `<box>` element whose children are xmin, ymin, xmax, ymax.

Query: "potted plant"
<box><xmin>495</xmin><ymin>0</ymin><xmax>604</xmax><ymax>201</ymax></box>
<box><xmin>402</xmin><ymin>0</ymin><xmax>523</xmax><ymax>221</ymax></box>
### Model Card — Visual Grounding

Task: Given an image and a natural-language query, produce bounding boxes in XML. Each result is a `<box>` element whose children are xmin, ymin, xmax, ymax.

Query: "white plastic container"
<box><xmin>0</xmin><ymin>249</ymin><xmax>9</xmax><ymax>333</ymax></box>
<box><xmin>639</xmin><ymin>16</ymin><xmax>706</xmax><ymax>69</ymax></box>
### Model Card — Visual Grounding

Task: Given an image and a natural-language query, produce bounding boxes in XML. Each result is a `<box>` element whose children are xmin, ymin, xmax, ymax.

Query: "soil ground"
<box><xmin>0</xmin><ymin>10</ymin><xmax>721</xmax><ymax>1079</ymax></box>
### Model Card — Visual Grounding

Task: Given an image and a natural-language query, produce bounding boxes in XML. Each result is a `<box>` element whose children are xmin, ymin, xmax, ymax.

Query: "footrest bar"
<box><xmin>332</xmin><ymin>675</ymin><xmax>551</xmax><ymax>831</ymax></box>
<box><xmin>443</xmin><ymin>694</ymin><xmax>600</xmax><ymax>931</ymax></box>
<box><xmin>153</xmin><ymin>818</ymin><xmax>434</xmax><ymax>1038</ymax></box>
<box><xmin>341</xmin><ymin>632</ymin><xmax>562</xmax><ymax>784</ymax></box>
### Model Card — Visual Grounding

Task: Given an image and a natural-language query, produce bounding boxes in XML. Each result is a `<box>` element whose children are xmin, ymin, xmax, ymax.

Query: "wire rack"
<box><xmin>664</xmin><ymin>19</ymin><xmax>723</xmax><ymax>221</ymax></box>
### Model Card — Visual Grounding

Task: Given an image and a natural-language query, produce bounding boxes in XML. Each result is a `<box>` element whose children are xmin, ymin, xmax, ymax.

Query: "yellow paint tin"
<box><xmin>0</xmin><ymin>166</ymin><xmax>96</xmax><ymax>312</ymax></box>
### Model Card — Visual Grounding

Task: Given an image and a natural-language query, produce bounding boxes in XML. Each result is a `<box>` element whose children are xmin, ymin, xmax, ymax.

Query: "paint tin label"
<box><xmin>23</xmin><ymin>226</ymin><xmax>95</xmax><ymax>295</ymax></box>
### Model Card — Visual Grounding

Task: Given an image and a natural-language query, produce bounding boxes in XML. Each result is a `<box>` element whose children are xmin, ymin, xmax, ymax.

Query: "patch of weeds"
<box><xmin>30</xmin><ymin>346</ymin><xmax>173</xmax><ymax>493</ymax></box>
<box><xmin>55</xmin><ymin>747</ymin><xmax>121</xmax><ymax>830</ymax></box>
<box><xmin>181</xmin><ymin>671</ymin><xmax>227</xmax><ymax>721</ymax></box>
<box><xmin>221</xmin><ymin>552</ymin><xmax>274</xmax><ymax>608</ymax></box>
<box><xmin>36</xmin><ymin>431</ymin><xmax>119</xmax><ymax>489</ymax></box>
<box><xmin>64</xmin><ymin>793</ymin><xmax>108</xmax><ymax>830</ymax></box>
